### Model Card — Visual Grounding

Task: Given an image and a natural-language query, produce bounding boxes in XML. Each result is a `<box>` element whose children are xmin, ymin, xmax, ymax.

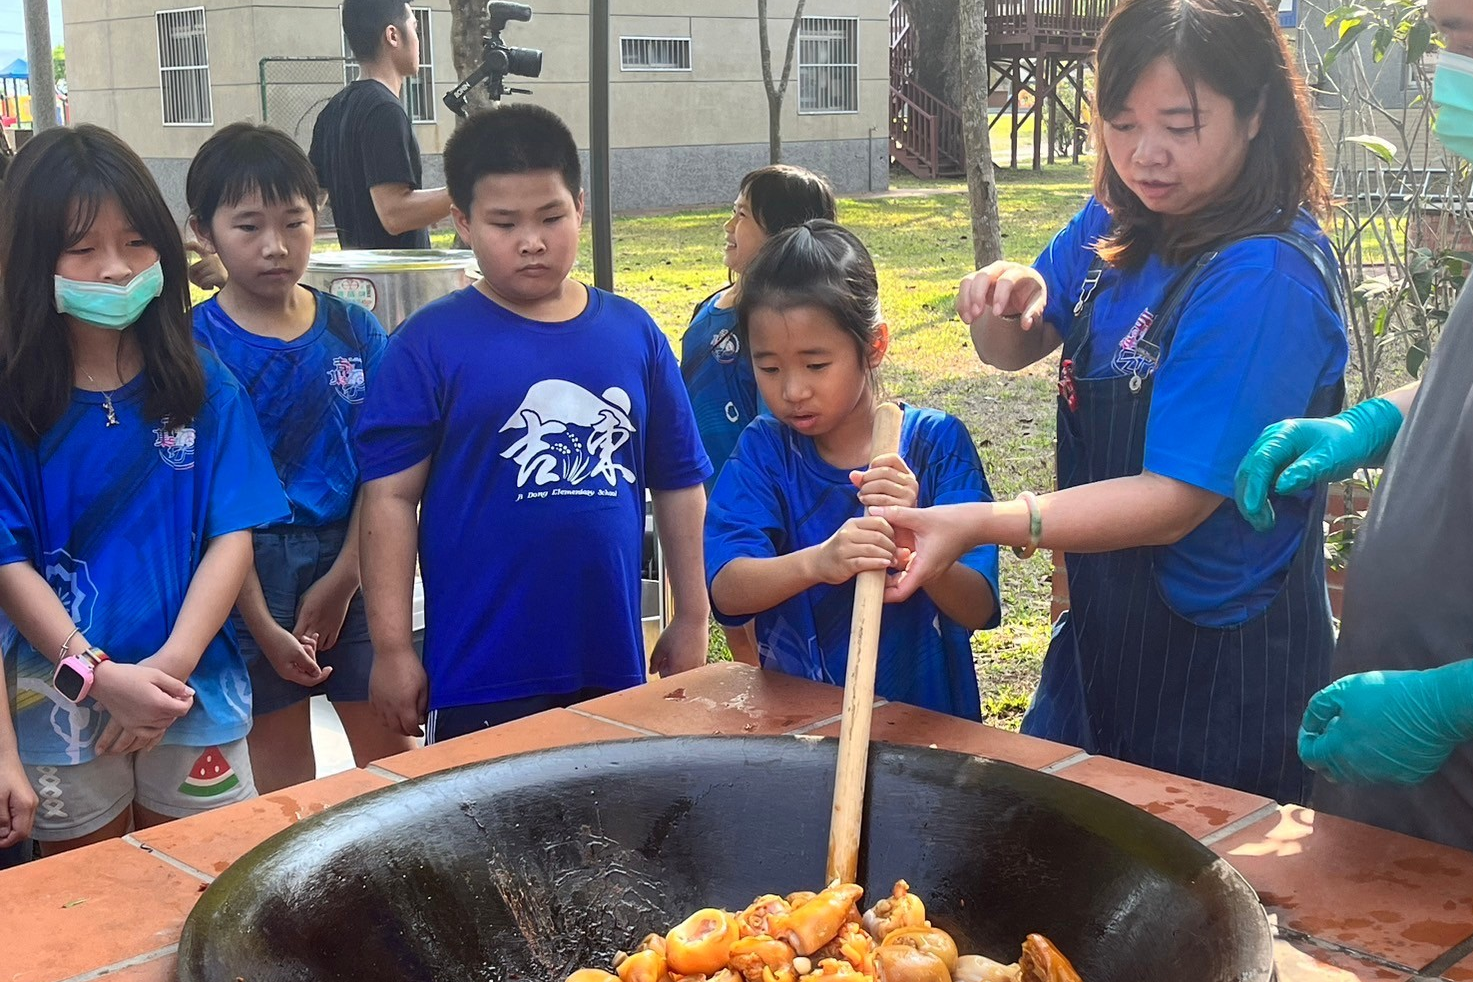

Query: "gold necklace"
<box><xmin>82</xmin><ymin>371</ymin><xmax>120</xmax><ymax>427</ymax></box>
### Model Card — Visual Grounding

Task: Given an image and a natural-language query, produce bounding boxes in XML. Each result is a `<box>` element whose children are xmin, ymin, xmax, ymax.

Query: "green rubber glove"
<box><xmin>1234</xmin><ymin>397</ymin><xmax>1403</xmax><ymax>533</ymax></box>
<box><xmin>1299</xmin><ymin>659</ymin><xmax>1473</xmax><ymax>785</ymax></box>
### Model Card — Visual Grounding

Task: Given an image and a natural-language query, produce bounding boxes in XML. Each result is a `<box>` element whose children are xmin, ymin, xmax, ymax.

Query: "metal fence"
<box><xmin>258</xmin><ymin>56</ymin><xmax>353</xmax><ymax>149</ymax></box>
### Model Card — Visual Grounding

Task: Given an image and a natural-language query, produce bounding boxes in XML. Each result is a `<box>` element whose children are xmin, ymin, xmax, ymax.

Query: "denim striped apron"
<box><xmin>1021</xmin><ymin>230</ymin><xmax>1343</xmax><ymax>804</ymax></box>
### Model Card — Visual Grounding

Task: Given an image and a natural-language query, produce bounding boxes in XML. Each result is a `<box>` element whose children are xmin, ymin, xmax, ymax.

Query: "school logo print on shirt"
<box><xmin>44</xmin><ymin>548</ymin><xmax>97</xmax><ymax>634</ymax></box>
<box><xmin>326</xmin><ymin>355</ymin><xmax>366</xmax><ymax>404</ymax></box>
<box><xmin>1111</xmin><ymin>308</ymin><xmax>1158</xmax><ymax>380</ymax></box>
<box><xmin>153</xmin><ymin>424</ymin><xmax>197</xmax><ymax>470</ymax></box>
<box><xmin>501</xmin><ymin>379</ymin><xmax>636</xmax><ymax>500</ymax></box>
<box><xmin>710</xmin><ymin>328</ymin><xmax>740</xmax><ymax>366</ymax></box>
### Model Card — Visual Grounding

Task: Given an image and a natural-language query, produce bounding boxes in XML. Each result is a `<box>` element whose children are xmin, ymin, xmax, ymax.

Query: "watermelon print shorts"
<box><xmin>23</xmin><ymin>739</ymin><xmax>255</xmax><ymax>840</ymax></box>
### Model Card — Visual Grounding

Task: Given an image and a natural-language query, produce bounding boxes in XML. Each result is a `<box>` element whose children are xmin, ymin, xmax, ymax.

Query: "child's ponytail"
<box><xmin>735</xmin><ymin>219</ymin><xmax>883</xmax><ymax>361</ymax></box>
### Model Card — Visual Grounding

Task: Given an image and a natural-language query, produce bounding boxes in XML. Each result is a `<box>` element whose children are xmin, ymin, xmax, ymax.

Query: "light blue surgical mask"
<box><xmin>1433</xmin><ymin>51</ymin><xmax>1473</xmax><ymax>161</ymax></box>
<box><xmin>53</xmin><ymin>260</ymin><xmax>164</xmax><ymax>331</ymax></box>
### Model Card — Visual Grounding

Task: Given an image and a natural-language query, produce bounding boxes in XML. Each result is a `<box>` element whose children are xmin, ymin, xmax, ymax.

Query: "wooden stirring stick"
<box><xmin>826</xmin><ymin>401</ymin><xmax>905</xmax><ymax>885</ymax></box>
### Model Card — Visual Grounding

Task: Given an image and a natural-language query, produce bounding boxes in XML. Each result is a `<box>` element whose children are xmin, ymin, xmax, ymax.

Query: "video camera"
<box><xmin>443</xmin><ymin>1</ymin><xmax>544</xmax><ymax>117</ymax></box>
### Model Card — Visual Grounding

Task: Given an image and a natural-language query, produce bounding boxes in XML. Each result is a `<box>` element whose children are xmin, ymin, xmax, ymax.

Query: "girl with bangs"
<box><xmin>706</xmin><ymin>221</ymin><xmax>1001</xmax><ymax>721</ymax></box>
<box><xmin>0</xmin><ymin>125</ymin><xmax>287</xmax><ymax>852</ymax></box>
<box><xmin>881</xmin><ymin>0</ymin><xmax>1347</xmax><ymax>802</ymax></box>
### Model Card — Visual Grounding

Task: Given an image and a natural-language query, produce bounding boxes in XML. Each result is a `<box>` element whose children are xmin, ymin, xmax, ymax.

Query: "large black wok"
<box><xmin>178</xmin><ymin>737</ymin><xmax>1275</xmax><ymax>981</ymax></box>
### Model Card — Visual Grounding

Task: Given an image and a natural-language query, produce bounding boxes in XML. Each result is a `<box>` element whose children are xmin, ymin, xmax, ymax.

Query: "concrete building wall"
<box><xmin>61</xmin><ymin>0</ymin><xmax>890</xmax><ymax>215</ymax></box>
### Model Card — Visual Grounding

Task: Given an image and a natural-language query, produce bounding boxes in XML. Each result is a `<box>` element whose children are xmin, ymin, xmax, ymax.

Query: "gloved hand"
<box><xmin>1299</xmin><ymin>658</ymin><xmax>1473</xmax><ymax>785</ymax></box>
<box><xmin>1234</xmin><ymin>397</ymin><xmax>1403</xmax><ymax>533</ymax></box>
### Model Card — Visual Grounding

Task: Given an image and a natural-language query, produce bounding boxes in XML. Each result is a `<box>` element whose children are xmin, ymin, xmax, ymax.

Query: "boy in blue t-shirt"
<box><xmin>186</xmin><ymin>122</ymin><xmax>416</xmax><ymax>793</ymax></box>
<box><xmin>355</xmin><ymin>105</ymin><xmax>712</xmax><ymax>743</ymax></box>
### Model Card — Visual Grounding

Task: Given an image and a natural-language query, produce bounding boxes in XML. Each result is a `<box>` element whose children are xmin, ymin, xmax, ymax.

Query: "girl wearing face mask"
<box><xmin>0</xmin><ymin>125</ymin><xmax>288</xmax><ymax>854</ymax></box>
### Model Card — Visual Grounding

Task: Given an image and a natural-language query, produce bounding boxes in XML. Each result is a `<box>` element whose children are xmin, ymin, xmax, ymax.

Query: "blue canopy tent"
<box><xmin>0</xmin><ymin>57</ymin><xmax>63</xmax><ymax>131</ymax></box>
<box><xmin>0</xmin><ymin>57</ymin><xmax>28</xmax><ymax>130</ymax></box>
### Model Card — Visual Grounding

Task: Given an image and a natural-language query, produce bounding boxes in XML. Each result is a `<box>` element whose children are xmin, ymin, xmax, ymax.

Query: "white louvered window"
<box><xmin>156</xmin><ymin>7</ymin><xmax>213</xmax><ymax>125</ymax></box>
<box><xmin>620</xmin><ymin>37</ymin><xmax>692</xmax><ymax>72</ymax></box>
<box><xmin>799</xmin><ymin>17</ymin><xmax>859</xmax><ymax>114</ymax></box>
<box><xmin>343</xmin><ymin>6</ymin><xmax>436</xmax><ymax>122</ymax></box>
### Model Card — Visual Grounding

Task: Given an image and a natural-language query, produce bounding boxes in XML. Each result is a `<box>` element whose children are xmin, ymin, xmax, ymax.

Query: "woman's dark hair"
<box><xmin>187</xmin><ymin>121</ymin><xmax>320</xmax><ymax>228</ymax></box>
<box><xmin>444</xmin><ymin>104</ymin><xmax>581</xmax><ymax>211</ymax></box>
<box><xmin>737</xmin><ymin>220</ymin><xmax>883</xmax><ymax>373</ymax></box>
<box><xmin>1092</xmin><ymin>0</ymin><xmax>1328</xmax><ymax>268</ymax></box>
<box><xmin>342</xmin><ymin>0</ymin><xmax>411</xmax><ymax>63</ymax></box>
<box><xmin>0</xmin><ymin>124</ymin><xmax>205</xmax><ymax>442</ymax></box>
<box><xmin>739</xmin><ymin>165</ymin><xmax>838</xmax><ymax>234</ymax></box>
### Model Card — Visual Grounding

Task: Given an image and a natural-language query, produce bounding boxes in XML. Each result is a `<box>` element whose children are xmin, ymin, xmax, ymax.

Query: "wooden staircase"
<box><xmin>890</xmin><ymin>1</ymin><xmax>966</xmax><ymax>180</ymax></box>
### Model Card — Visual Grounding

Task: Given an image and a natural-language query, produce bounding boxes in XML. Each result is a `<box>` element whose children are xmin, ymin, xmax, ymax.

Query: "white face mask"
<box><xmin>53</xmin><ymin>261</ymin><xmax>165</xmax><ymax>331</ymax></box>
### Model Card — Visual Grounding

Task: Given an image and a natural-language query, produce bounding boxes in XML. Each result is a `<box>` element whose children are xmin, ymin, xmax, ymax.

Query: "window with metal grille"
<box><xmin>156</xmin><ymin>7</ymin><xmax>213</xmax><ymax>125</ymax></box>
<box><xmin>799</xmin><ymin>17</ymin><xmax>858</xmax><ymax>114</ymax></box>
<box><xmin>342</xmin><ymin>6</ymin><xmax>436</xmax><ymax>123</ymax></box>
<box><xmin>620</xmin><ymin>37</ymin><xmax>692</xmax><ymax>72</ymax></box>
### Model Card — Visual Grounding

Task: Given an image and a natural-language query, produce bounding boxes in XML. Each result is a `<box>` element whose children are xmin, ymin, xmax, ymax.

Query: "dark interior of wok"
<box><xmin>177</xmin><ymin>736</ymin><xmax>1275</xmax><ymax>982</ymax></box>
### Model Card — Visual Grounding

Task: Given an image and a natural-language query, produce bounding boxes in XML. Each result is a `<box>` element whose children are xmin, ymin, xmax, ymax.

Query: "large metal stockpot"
<box><xmin>302</xmin><ymin>249</ymin><xmax>477</xmax><ymax>331</ymax></box>
<box><xmin>178</xmin><ymin>737</ymin><xmax>1276</xmax><ymax>982</ymax></box>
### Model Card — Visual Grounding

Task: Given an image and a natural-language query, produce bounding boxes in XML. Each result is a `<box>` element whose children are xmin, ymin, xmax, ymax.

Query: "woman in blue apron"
<box><xmin>880</xmin><ymin>0</ymin><xmax>1347</xmax><ymax>804</ymax></box>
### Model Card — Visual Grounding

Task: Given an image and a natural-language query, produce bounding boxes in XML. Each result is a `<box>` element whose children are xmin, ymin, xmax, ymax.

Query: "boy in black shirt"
<box><xmin>310</xmin><ymin>0</ymin><xmax>452</xmax><ymax>249</ymax></box>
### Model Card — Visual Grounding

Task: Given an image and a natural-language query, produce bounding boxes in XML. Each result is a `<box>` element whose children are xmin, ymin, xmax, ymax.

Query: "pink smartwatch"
<box><xmin>52</xmin><ymin>647</ymin><xmax>110</xmax><ymax>704</ymax></box>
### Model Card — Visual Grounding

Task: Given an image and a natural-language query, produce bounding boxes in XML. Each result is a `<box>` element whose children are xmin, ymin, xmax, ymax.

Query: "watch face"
<box><xmin>54</xmin><ymin>664</ymin><xmax>86</xmax><ymax>702</ymax></box>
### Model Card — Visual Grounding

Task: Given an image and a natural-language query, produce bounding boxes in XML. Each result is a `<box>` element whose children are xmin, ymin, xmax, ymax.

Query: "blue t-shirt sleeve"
<box><xmin>191</xmin><ymin>305</ymin><xmax>216</xmax><ymax>353</ymax></box>
<box><xmin>0</xmin><ymin>437</ymin><xmax>32</xmax><ymax>567</ymax></box>
<box><xmin>1033</xmin><ymin>197</ymin><xmax>1110</xmax><ymax>338</ymax></box>
<box><xmin>203</xmin><ymin>368</ymin><xmax>292</xmax><ymax>537</ymax></box>
<box><xmin>356</xmin><ymin>305</ymin><xmax>390</xmax><ymax>378</ymax></box>
<box><xmin>704</xmin><ymin>423</ymin><xmax>784</xmax><ymax>626</ymax></box>
<box><xmin>917</xmin><ymin>413</ymin><xmax>1002</xmax><ymax>629</ymax></box>
<box><xmin>353</xmin><ymin>324</ymin><xmax>443</xmax><ymax>481</ymax></box>
<box><xmin>645</xmin><ymin>321</ymin><xmax>713</xmax><ymax>491</ymax></box>
<box><xmin>1144</xmin><ymin>253</ymin><xmax>1346</xmax><ymax>499</ymax></box>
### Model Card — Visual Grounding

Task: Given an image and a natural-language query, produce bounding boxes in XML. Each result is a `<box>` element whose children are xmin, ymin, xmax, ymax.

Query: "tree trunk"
<box><xmin>448</xmin><ymin>0</ymin><xmax>491</xmax><ymax>115</ymax></box>
<box><xmin>758</xmin><ymin>0</ymin><xmax>808</xmax><ymax>165</ymax></box>
<box><xmin>22</xmin><ymin>0</ymin><xmax>56</xmax><ymax>131</ymax></box>
<box><xmin>907</xmin><ymin>0</ymin><xmax>963</xmax><ymax>109</ymax></box>
<box><xmin>767</xmin><ymin>90</ymin><xmax>784</xmax><ymax>164</ymax></box>
<box><xmin>960</xmin><ymin>0</ymin><xmax>1003</xmax><ymax>266</ymax></box>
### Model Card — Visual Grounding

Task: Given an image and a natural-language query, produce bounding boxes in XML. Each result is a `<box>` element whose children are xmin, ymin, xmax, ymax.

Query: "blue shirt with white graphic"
<box><xmin>354</xmin><ymin>285</ymin><xmax>711</xmax><ymax>710</ymax></box>
<box><xmin>1033</xmin><ymin>197</ymin><xmax>1347</xmax><ymax>624</ymax></box>
<box><xmin>194</xmin><ymin>289</ymin><xmax>387</xmax><ymax>527</ymax></box>
<box><xmin>705</xmin><ymin>406</ymin><xmax>1001</xmax><ymax>720</ymax></box>
<box><xmin>681</xmin><ymin>291</ymin><xmax>761</xmax><ymax>488</ymax></box>
<box><xmin>0</xmin><ymin>354</ymin><xmax>290</xmax><ymax>765</ymax></box>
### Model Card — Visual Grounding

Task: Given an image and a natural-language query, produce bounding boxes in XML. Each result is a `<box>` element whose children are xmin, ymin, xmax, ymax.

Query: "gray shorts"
<box><xmin>25</xmin><ymin>739</ymin><xmax>255</xmax><ymax>841</ymax></box>
<box><xmin>236</xmin><ymin>523</ymin><xmax>374</xmax><ymax>716</ymax></box>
